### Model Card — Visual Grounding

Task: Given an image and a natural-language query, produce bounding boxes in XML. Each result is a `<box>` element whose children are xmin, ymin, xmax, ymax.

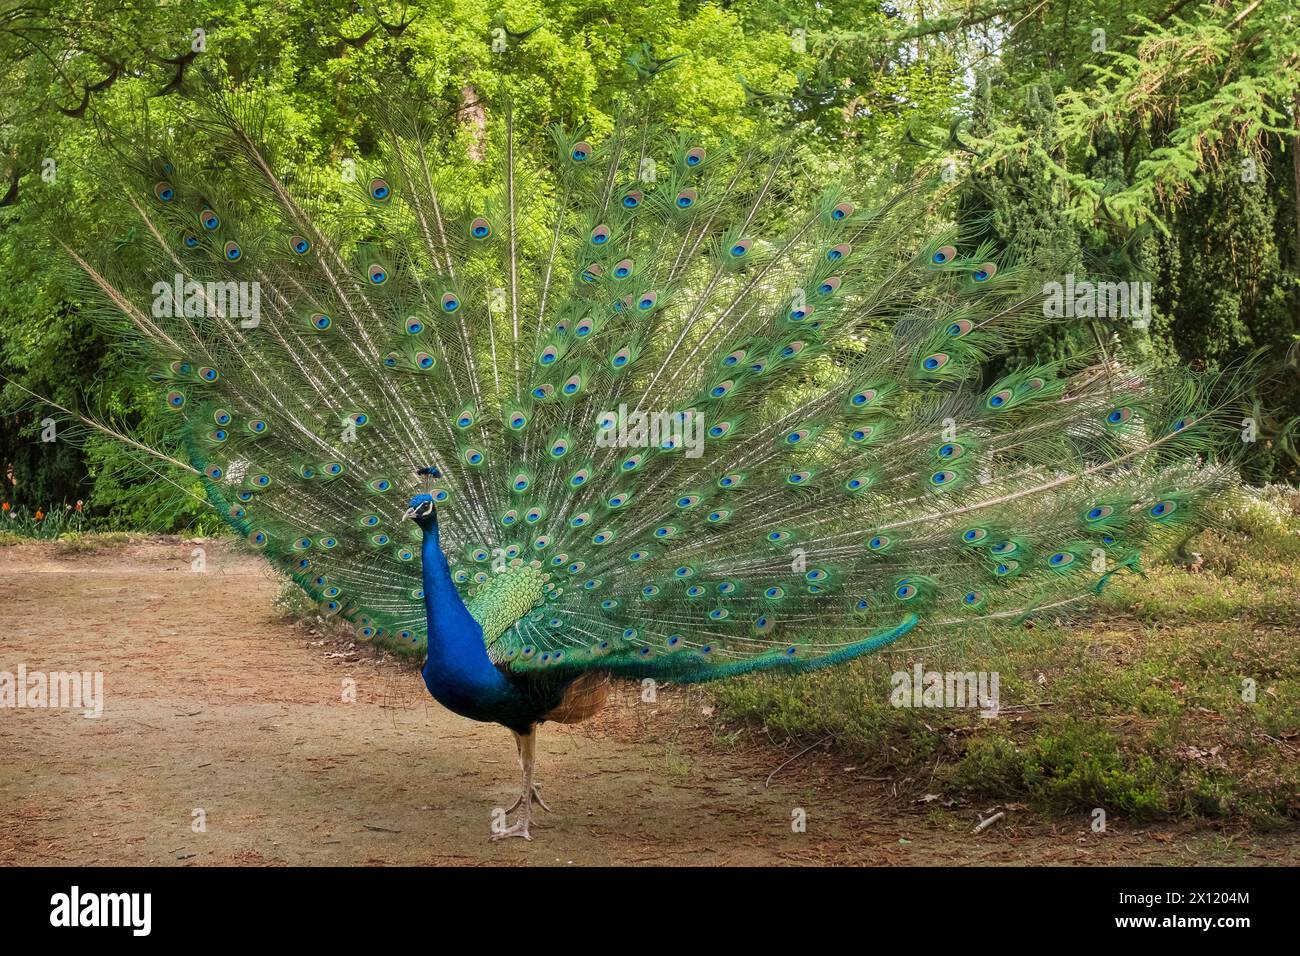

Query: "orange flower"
<box><xmin>1</xmin><ymin>502</ymin><xmax>8</xmax><ymax>511</ymax></box>
<box><xmin>75</xmin><ymin>500</ymin><xmax>83</xmax><ymax>512</ymax></box>
<box><xmin>34</xmin><ymin>510</ymin><xmax>43</xmax><ymax>521</ymax></box>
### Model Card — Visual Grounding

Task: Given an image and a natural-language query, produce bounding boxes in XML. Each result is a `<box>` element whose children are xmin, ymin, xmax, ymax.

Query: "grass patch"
<box><xmin>0</xmin><ymin>529</ymin><xmax>134</xmax><ymax>551</ymax></box>
<box><xmin>51</xmin><ymin>531</ymin><xmax>133</xmax><ymax>554</ymax></box>
<box><xmin>713</xmin><ymin>488</ymin><xmax>1300</xmax><ymax>827</ymax></box>
<box><xmin>272</xmin><ymin>577</ymin><xmax>320</xmax><ymax>621</ymax></box>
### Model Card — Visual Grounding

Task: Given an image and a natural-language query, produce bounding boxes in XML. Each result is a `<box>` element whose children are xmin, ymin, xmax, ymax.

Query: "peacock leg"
<box><xmin>503</xmin><ymin>728</ymin><xmax>552</xmax><ymax>814</ymax></box>
<box><xmin>493</xmin><ymin>727</ymin><xmax>540</xmax><ymax>841</ymax></box>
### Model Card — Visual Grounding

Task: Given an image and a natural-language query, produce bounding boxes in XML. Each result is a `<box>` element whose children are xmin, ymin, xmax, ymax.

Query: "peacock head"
<box><xmin>403</xmin><ymin>493</ymin><xmax>438</xmax><ymax>530</ymax></box>
<box><xmin>403</xmin><ymin>466</ymin><xmax>442</xmax><ymax>528</ymax></box>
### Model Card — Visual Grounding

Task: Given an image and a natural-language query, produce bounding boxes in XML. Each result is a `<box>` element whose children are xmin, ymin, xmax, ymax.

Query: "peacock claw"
<box><xmin>505</xmin><ymin>784</ymin><xmax>552</xmax><ymax>814</ymax></box>
<box><xmin>491</xmin><ymin>820</ymin><xmax>531</xmax><ymax>841</ymax></box>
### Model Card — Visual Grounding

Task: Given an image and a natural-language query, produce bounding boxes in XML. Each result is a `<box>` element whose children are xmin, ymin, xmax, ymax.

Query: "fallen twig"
<box><xmin>764</xmin><ymin>734</ymin><xmax>832</xmax><ymax>788</ymax></box>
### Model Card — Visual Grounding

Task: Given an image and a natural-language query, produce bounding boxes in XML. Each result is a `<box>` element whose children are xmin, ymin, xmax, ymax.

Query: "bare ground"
<box><xmin>0</xmin><ymin>538</ymin><xmax>1295</xmax><ymax>866</ymax></box>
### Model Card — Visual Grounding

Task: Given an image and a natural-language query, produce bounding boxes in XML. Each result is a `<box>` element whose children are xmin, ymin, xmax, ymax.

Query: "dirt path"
<box><xmin>1</xmin><ymin>538</ymin><xmax>1294</xmax><ymax>866</ymax></box>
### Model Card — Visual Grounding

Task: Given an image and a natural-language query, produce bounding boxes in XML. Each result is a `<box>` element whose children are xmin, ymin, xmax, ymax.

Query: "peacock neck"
<box><xmin>418</xmin><ymin>522</ymin><xmax>512</xmax><ymax>709</ymax></box>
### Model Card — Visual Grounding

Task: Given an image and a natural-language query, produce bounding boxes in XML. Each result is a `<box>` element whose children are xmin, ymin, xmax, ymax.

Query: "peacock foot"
<box><xmin>491</xmin><ymin>813</ymin><xmax>532</xmax><ymax>841</ymax></box>
<box><xmin>504</xmin><ymin>784</ymin><xmax>552</xmax><ymax>815</ymax></box>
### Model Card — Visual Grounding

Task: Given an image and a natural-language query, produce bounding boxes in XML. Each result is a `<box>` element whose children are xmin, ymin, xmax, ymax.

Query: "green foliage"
<box><xmin>1</xmin><ymin>0</ymin><xmax>1296</xmax><ymax>514</ymax></box>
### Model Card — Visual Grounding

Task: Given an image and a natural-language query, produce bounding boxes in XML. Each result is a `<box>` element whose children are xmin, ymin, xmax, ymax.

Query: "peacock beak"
<box><xmin>404</xmin><ymin>500</ymin><xmax>435</xmax><ymax>520</ymax></box>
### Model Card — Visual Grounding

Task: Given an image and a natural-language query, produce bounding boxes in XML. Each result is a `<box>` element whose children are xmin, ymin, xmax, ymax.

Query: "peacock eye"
<box><xmin>369</xmin><ymin>178</ymin><xmax>391</xmax><ymax>201</ymax></box>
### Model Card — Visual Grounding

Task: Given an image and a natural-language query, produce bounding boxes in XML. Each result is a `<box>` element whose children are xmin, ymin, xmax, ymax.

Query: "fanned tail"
<box><xmin>59</xmin><ymin>86</ymin><xmax>1249</xmax><ymax>680</ymax></box>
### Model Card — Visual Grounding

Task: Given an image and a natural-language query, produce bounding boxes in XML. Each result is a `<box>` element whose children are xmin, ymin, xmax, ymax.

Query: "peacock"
<box><xmin>54</xmin><ymin>85</ymin><xmax>1246</xmax><ymax>841</ymax></box>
